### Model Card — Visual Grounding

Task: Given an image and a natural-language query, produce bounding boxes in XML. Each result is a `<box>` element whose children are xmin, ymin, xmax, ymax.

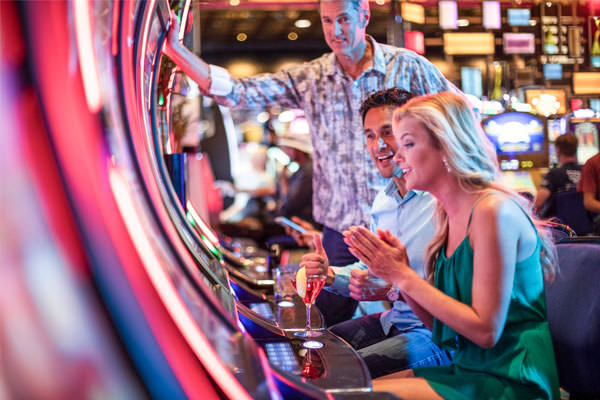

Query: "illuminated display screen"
<box><xmin>265</xmin><ymin>342</ymin><xmax>300</xmax><ymax>374</ymax></box>
<box><xmin>401</xmin><ymin>2</ymin><xmax>425</xmax><ymax>24</ymax></box>
<box><xmin>573</xmin><ymin>121</ymin><xmax>600</xmax><ymax>164</ymax></box>
<box><xmin>443</xmin><ymin>32</ymin><xmax>495</xmax><ymax>55</ymax></box>
<box><xmin>547</xmin><ymin>118</ymin><xmax>567</xmax><ymax>142</ymax></box>
<box><xmin>482</xmin><ymin>1</ymin><xmax>501</xmax><ymax>30</ymax></box>
<box><xmin>525</xmin><ymin>89</ymin><xmax>567</xmax><ymax>115</ymax></box>
<box><xmin>250</xmin><ymin>303</ymin><xmax>275</xmax><ymax>321</ymax></box>
<box><xmin>501</xmin><ymin>170</ymin><xmax>537</xmax><ymax>196</ymax></box>
<box><xmin>547</xmin><ymin>117</ymin><xmax>567</xmax><ymax>166</ymax></box>
<box><xmin>503</xmin><ymin>33</ymin><xmax>535</xmax><ymax>54</ymax></box>
<box><xmin>543</xmin><ymin>64</ymin><xmax>563</xmax><ymax>80</ymax></box>
<box><xmin>483</xmin><ymin>112</ymin><xmax>545</xmax><ymax>155</ymax></box>
<box><xmin>461</xmin><ymin>67</ymin><xmax>483</xmax><ymax>98</ymax></box>
<box><xmin>507</xmin><ymin>8</ymin><xmax>531</xmax><ymax>26</ymax></box>
<box><xmin>590</xmin><ymin>99</ymin><xmax>600</xmax><ymax>114</ymax></box>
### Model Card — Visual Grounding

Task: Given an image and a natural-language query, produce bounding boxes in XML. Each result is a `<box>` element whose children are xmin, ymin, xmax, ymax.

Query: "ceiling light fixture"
<box><xmin>457</xmin><ymin>19</ymin><xmax>469</xmax><ymax>27</ymax></box>
<box><xmin>294</xmin><ymin>19</ymin><xmax>311</xmax><ymax>29</ymax></box>
<box><xmin>288</xmin><ymin>32</ymin><xmax>298</xmax><ymax>40</ymax></box>
<box><xmin>230</xmin><ymin>0</ymin><xmax>240</xmax><ymax>6</ymax></box>
<box><xmin>236</xmin><ymin>33</ymin><xmax>247</xmax><ymax>41</ymax></box>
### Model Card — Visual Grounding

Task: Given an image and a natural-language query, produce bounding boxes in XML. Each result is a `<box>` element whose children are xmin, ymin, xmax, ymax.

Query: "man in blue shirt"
<box><xmin>300</xmin><ymin>89</ymin><xmax>451</xmax><ymax>378</ymax></box>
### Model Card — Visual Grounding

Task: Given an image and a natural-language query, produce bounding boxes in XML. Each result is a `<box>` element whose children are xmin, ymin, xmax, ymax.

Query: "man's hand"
<box><xmin>163</xmin><ymin>11</ymin><xmax>183</xmax><ymax>59</ymax></box>
<box><xmin>161</xmin><ymin>11</ymin><xmax>212</xmax><ymax>94</ymax></box>
<box><xmin>286</xmin><ymin>217</ymin><xmax>321</xmax><ymax>249</ymax></box>
<box><xmin>300</xmin><ymin>235</ymin><xmax>335</xmax><ymax>285</ymax></box>
<box><xmin>348</xmin><ymin>269</ymin><xmax>390</xmax><ymax>301</ymax></box>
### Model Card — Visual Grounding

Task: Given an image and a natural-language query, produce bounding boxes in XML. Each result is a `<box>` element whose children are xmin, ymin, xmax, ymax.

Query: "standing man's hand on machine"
<box><xmin>161</xmin><ymin>10</ymin><xmax>214</xmax><ymax>94</ymax></box>
<box><xmin>163</xmin><ymin>11</ymin><xmax>183</xmax><ymax>58</ymax></box>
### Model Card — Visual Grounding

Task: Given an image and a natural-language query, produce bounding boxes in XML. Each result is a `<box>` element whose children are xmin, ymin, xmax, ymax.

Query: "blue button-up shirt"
<box><xmin>326</xmin><ymin>179</ymin><xmax>437</xmax><ymax>334</ymax></box>
<box><xmin>211</xmin><ymin>36</ymin><xmax>457</xmax><ymax>233</ymax></box>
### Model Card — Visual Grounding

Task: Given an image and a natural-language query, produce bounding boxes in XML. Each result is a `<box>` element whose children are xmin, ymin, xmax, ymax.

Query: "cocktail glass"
<box><xmin>290</xmin><ymin>265</ymin><xmax>325</xmax><ymax>340</ymax></box>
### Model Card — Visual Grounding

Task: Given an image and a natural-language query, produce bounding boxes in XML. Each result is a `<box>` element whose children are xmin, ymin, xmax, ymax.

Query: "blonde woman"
<box><xmin>344</xmin><ymin>92</ymin><xmax>560</xmax><ymax>399</ymax></box>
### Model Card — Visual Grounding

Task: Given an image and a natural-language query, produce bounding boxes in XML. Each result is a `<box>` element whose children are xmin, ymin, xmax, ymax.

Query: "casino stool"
<box><xmin>545</xmin><ymin>238</ymin><xmax>600</xmax><ymax>398</ymax></box>
<box><xmin>553</xmin><ymin>190</ymin><xmax>594</xmax><ymax>236</ymax></box>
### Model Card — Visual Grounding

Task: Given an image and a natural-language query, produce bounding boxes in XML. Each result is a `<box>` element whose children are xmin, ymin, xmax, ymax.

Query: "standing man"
<box><xmin>164</xmin><ymin>0</ymin><xmax>458</xmax><ymax>326</ymax></box>
<box><xmin>578</xmin><ymin>152</ymin><xmax>600</xmax><ymax>234</ymax></box>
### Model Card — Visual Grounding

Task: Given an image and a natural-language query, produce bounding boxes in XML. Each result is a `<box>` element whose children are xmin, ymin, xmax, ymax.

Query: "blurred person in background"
<box><xmin>578</xmin><ymin>152</ymin><xmax>600</xmax><ymax>234</ymax></box>
<box><xmin>221</xmin><ymin>133</ymin><xmax>315</xmax><ymax>245</ymax></box>
<box><xmin>219</xmin><ymin>143</ymin><xmax>277</xmax><ymax>239</ymax></box>
<box><xmin>534</xmin><ymin>133</ymin><xmax>581</xmax><ymax>218</ymax></box>
<box><xmin>275</xmin><ymin>132</ymin><xmax>314</xmax><ymax>225</ymax></box>
<box><xmin>264</xmin><ymin>132</ymin><xmax>316</xmax><ymax>248</ymax></box>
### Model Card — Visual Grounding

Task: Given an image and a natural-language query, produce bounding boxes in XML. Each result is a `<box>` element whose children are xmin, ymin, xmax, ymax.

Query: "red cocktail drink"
<box><xmin>291</xmin><ymin>278</ymin><xmax>326</xmax><ymax>306</ymax></box>
<box><xmin>291</xmin><ymin>267</ymin><xmax>325</xmax><ymax>339</ymax></box>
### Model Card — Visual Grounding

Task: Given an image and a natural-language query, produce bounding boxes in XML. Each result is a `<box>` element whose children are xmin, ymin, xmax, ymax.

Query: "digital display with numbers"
<box><xmin>250</xmin><ymin>303</ymin><xmax>275</xmax><ymax>321</ymax></box>
<box><xmin>265</xmin><ymin>343</ymin><xmax>300</xmax><ymax>374</ymax></box>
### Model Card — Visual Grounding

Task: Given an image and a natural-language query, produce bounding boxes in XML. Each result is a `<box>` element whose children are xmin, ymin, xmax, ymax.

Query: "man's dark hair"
<box><xmin>554</xmin><ymin>133</ymin><xmax>578</xmax><ymax>158</ymax></box>
<box><xmin>359</xmin><ymin>88</ymin><xmax>413</xmax><ymax>123</ymax></box>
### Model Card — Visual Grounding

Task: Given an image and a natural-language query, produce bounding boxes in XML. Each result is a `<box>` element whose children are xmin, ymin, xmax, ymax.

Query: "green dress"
<box><xmin>413</xmin><ymin>194</ymin><xmax>560</xmax><ymax>400</ymax></box>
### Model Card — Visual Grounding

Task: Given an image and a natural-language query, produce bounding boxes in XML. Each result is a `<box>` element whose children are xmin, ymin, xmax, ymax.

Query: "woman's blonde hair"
<box><xmin>393</xmin><ymin>92</ymin><xmax>557</xmax><ymax>282</ymax></box>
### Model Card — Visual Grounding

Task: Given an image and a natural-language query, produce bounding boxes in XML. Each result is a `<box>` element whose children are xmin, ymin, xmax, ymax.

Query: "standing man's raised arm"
<box><xmin>163</xmin><ymin>12</ymin><xmax>232</xmax><ymax>97</ymax></box>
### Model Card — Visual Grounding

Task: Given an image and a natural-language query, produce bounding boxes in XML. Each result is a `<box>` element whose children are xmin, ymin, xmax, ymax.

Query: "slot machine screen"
<box><xmin>507</xmin><ymin>8</ymin><xmax>531</xmax><ymax>26</ymax></box>
<box><xmin>501</xmin><ymin>170</ymin><xmax>538</xmax><ymax>196</ymax></box>
<box><xmin>461</xmin><ymin>67</ymin><xmax>483</xmax><ymax>98</ymax></box>
<box><xmin>525</xmin><ymin>89</ymin><xmax>567</xmax><ymax>116</ymax></box>
<box><xmin>503</xmin><ymin>33</ymin><xmax>535</xmax><ymax>54</ymax></box>
<box><xmin>572</xmin><ymin>120</ymin><xmax>600</xmax><ymax>163</ymax></box>
<box><xmin>265</xmin><ymin>343</ymin><xmax>301</xmax><ymax>374</ymax></box>
<box><xmin>543</xmin><ymin>64</ymin><xmax>563</xmax><ymax>80</ymax></box>
<box><xmin>547</xmin><ymin>118</ymin><xmax>567</xmax><ymax>142</ymax></box>
<box><xmin>547</xmin><ymin>118</ymin><xmax>567</xmax><ymax>165</ymax></box>
<box><xmin>250</xmin><ymin>303</ymin><xmax>275</xmax><ymax>321</ymax></box>
<box><xmin>590</xmin><ymin>99</ymin><xmax>600</xmax><ymax>115</ymax></box>
<box><xmin>482</xmin><ymin>112</ymin><xmax>548</xmax><ymax>170</ymax></box>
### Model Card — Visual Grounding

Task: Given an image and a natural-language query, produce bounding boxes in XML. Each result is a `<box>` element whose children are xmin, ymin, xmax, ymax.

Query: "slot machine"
<box><xmin>9</xmin><ymin>0</ymin><xmax>400</xmax><ymax>398</ymax></box>
<box><xmin>570</xmin><ymin>117</ymin><xmax>600</xmax><ymax>164</ymax></box>
<box><xmin>547</xmin><ymin>116</ymin><xmax>568</xmax><ymax>165</ymax></box>
<box><xmin>133</xmin><ymin>0</ymin><xmax>377</xmax><ymax>394</ymax></box>
<box><xmin>482</xmin><ymin>112</ymin><xmax>550</xmax><ymax>197</ymax></box>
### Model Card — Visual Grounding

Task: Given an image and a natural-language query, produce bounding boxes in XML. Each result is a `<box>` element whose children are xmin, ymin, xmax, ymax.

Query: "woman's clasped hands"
<box><xmin>342</xmin><ymin>226</ymin><xmax>415</xmax><ymax>287</ymax></box>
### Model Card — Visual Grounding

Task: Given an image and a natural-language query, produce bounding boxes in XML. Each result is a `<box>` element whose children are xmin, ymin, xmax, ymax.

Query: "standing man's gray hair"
<box><xmin>318</xmin><ymin>0</ymin><xmax>369</xmax><ymax>12</ymax></box>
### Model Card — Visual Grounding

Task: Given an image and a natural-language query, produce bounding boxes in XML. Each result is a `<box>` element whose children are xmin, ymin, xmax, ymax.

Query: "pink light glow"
<box><xmin>439</xmin><ymin>1</ymin><xmax>458</xmax><ymax>30</ymax></box>
<box><xmin>109</xmin><ymin>167</ymin><xmax>252</xmax><ymax>400</ymax></box>
<box><xmin>482</xmin><ymin>1</ymin><xmax>501</xmax><ymax>30</ymax></box>
<box><xmin>138</xmin><ymin>0</ymin><xmax>155</xmax><ymax>136</ymax></box>
<box><xmin>404</xmin><ymin>31</ymin><xmax>425</xmax><ymax>55</ymax></box>
<box><xmin>73</xmin><ymin>0</ymin><xmax>102</xmax><ymax>112</ymax></box>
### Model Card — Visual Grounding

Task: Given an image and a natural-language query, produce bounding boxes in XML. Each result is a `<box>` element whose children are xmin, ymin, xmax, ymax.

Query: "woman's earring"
<box><xmin>442</xmin><ymin>158</ymin><xmax>451</xmax><ymax>173</ymax></box>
